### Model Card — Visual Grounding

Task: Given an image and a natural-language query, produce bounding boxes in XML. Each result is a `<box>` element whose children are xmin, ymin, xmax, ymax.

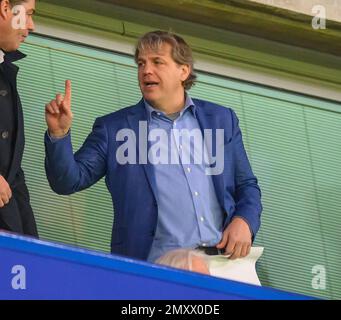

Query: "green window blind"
<box><xmin>16</xmin><ymin>35</ymin><xmax>341</xmax><ymax>299</ymax></box>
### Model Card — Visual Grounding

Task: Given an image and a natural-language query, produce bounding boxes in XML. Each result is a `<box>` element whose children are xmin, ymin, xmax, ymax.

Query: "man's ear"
<box><xmin>180</xmin><ymin>64</ymin><xmax>191</xmax><ymax>82</ymax></box>
<box><xmin>0</xmin><ymin>0</ymin><xmax>11</xmax><ymax>20</ymax></box>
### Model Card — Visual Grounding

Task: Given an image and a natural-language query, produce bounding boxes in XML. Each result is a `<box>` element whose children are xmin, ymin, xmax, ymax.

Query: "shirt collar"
<box><xmin>144</xmin><ymin>93</ymin><xmax>197</xmax><ymax>121</ymax></box>
<box><xmin>0</xmin><ymin>50</ymin><xmax>4</xmax><ymax>64</ymax></box>
<box><xmin>0</xmin><ymin>50</ymin><xmax>26</xmax><ymax>64</ymax></box>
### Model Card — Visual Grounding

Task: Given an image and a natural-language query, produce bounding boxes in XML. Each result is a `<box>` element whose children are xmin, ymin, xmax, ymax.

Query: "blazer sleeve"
<box><xmin>44</xmin><ymin>118</ymin><xmax>108</xmax><ymax>195</ymax></box>
<box><xmin>229</xmin><ymin>109</ymin><xmax>262</xmax><ymax>238</ymax></box>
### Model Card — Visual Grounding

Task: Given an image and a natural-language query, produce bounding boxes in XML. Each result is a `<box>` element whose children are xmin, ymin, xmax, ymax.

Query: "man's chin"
<box><xmin>4</xmin><ymin>44</ymin><xmax>21</xmax><ymax>52</ymax></box>
<box><xmin>142</xmin><ymin>91</ymin><xmax>160</xmax><ymax>101</ymax></box>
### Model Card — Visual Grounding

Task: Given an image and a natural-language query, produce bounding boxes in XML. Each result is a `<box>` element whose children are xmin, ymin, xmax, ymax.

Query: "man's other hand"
<box><xmin>0</xmin><ymin>175</ymin><xmax>12</xmax><ymax>208</ymax></box>
<box><xmin>216</xmin><ymin>217</ymin><xmax>252</xmax><ymax>260</ymax></box>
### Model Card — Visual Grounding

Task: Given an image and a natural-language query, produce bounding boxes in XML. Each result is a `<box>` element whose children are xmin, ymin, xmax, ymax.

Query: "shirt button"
<box><xmin>202</xmin><ymin>243</ymin><xmax>207</xmax><ymax>247</ymax></box>
<box><xmin>200</xmin><ymin>217</ymin><xmax>205</xmax><ymax>222</ymax></box>
<box><xmin>0</xmin><ymin>90</ymin><xmax>8</xmax><ymax>97</ymax></box>
<box><xmin>187</xmin><ymin>167</ymin><xmax>191</xmax><ymax>173</ymax></box>
<box><xmin>194</xmin><ymin>191</ymin><xmax>199</xmax><ymax>196</ymax></box>
<box><xmin>1</xmin><ymin>131</ymin><xmax>9</xmax><ymax>139</ymax></box>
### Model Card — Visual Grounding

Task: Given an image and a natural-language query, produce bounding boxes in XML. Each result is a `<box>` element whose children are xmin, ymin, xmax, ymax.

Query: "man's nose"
<box><xmin>143</xmin><ymin>62</ymin><xmax>153</xmax><ymax>75</ymax></box>
<box><xmin>27</xmin><ymin>16</ymin><xmax>35</xmax><ymax>32</ymax></box>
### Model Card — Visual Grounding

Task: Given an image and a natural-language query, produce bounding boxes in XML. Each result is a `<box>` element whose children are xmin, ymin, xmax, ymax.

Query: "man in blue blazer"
<box><xmin>44</xmin><ymin>31</ymin><xmax>262</xmax><ymax>262</ymax></box>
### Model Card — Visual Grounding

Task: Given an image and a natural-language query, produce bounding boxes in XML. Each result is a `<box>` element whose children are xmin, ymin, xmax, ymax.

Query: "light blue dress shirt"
<box><xmin>145</xmin><ymin>95</ymin><xmax>223</xmax><ymax>262</ymax></box>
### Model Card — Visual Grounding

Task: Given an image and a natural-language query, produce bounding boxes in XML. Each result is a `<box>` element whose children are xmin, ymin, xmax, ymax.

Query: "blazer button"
<box><xmin>1</xmin><ymin>131</ymin><xmax>9</xmax><ymax>139</ymax></box>
<box><xmin>0</xmin><ymin>90</ymin><xmax>8</xmax><ymax>97</ymax></box>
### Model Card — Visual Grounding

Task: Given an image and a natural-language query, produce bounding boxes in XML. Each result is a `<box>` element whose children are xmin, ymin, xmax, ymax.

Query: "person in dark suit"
<box><xmin>44</xmin><ymin>31</ymin><xmax>262</xmax><ymax>262</ymax></box>
<box><xmin>0</xmin><ymin>0</ymin><xmax>38</xmax><ymax>236</ymax></box>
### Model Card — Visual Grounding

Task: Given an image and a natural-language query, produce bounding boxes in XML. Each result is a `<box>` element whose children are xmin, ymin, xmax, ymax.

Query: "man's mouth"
<box><xmin>144</xmin><ymin>81</ymin><xmax>159</xmax><ymax>88</ymax></box>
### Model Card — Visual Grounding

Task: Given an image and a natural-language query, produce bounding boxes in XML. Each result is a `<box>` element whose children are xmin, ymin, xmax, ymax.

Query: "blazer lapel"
<box><xmin>195</xmin><ymin>100</ymin><xmax>225</xmax><ymax>209</ymax></box>
<box><xmin>126</xmin><ymin>99</ymin><xmax>158</xmax><ymax>200</ymax></box>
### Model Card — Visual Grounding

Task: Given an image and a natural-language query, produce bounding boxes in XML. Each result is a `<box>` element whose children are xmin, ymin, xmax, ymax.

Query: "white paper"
<box><xmin>208</xmin><ymin>247</ymin><xmax>264</xmax><ymax>286</ymax></box>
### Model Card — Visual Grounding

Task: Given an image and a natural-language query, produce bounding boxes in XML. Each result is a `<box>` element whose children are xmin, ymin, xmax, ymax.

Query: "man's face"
<box><xmin>0</xmin><ymin>0</ymin><xmax>36</xmax><ymax>52</ymax></box>
<box><xmin>137</xmin><ymin>42</ymin><xmax>190</xmax><ymax>110</ymax></box>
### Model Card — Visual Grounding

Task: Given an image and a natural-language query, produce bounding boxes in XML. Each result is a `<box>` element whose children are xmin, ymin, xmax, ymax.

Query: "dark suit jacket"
<box><xmin>45</xmin><ymin>99</ymin><xmax>262</xmax><ymax>260</ymax></box>
<box><xmin>0</xmin><ymin>51</ymin><xmax>38</xmax><ymax>237</ymax></box>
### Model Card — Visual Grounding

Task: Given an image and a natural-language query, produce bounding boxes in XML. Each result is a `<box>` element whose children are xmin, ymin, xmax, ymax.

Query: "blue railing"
<box><xmin>0</xmin><ymin>232</ymin><xmax>314</xmax><ymax>300</ymax></box>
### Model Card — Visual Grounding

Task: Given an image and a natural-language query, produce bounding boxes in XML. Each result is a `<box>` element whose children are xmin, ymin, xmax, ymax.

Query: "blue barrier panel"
<box><xmin>0</xmin><ymin>233</ymin><xmax>314</xmax><ymax>300</ymax></box>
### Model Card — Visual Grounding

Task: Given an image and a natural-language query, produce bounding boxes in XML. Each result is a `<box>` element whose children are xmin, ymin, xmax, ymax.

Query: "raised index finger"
<box><xmin>64</xmin><ymin>80</ymin><xmax>72</xmax><ymax>104</ymax></box>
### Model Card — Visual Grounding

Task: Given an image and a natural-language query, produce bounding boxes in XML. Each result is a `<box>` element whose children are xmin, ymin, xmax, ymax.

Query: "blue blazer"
<box><xmin>45</xmin><ymin>98</ymin><xmax>262</xmax><ymax>260</ymax></box>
